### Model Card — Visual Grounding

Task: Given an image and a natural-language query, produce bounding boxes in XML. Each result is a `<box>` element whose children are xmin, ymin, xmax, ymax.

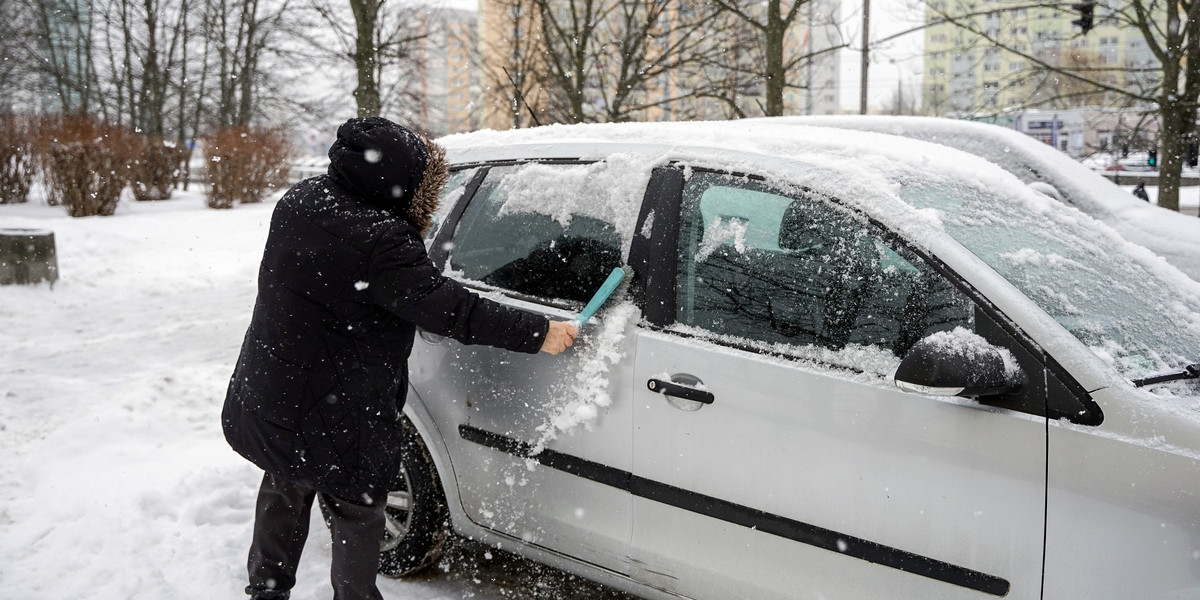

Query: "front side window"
<box><xmin>449</xmin><ymin>163</ymin><xmax>625</xmax><ymax>305</ymax></box>
<box><xmin>676</xmin><ymin>171</ymin><xmax>972</xmax><ymax>374</ymax></box>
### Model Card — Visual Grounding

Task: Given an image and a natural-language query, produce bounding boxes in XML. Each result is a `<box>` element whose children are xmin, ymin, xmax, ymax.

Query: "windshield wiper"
<box><xmin>1132</xmin><ymin>363</ymin><xmax>1200</xmax><ymax>387</ymax></box>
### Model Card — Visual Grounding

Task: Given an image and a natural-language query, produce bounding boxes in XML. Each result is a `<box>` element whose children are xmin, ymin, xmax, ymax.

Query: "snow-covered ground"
<box><xmin>0</xmin><ymin>190</ymin><xmax>627</xmax><ymax>600</ymax></box>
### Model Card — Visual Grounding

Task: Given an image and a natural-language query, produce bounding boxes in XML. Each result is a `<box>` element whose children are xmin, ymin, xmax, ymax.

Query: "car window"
<box><xmin>449</xmin><ymin>164</ymin><xmax>623</xmax><ymax>305</ymax></box>
<box><xmin>899</xmin><ymin>180</ymin><xmax>1200</xmax><ymax>381</ymax></box>
<box><xmin>676</xmin><ymin>171</ymin><xmax>973</xmax><ymax>374</ymax></box>
<box><xmin>428</xmin><ymin>168</ymin><xmax>477</xmax><ymax>240</ymax></box>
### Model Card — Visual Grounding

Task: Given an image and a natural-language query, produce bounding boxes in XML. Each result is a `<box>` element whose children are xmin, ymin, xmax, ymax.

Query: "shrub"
<box><xmin>0</xmin><ymin>114</ymin><xmax>35</xmax><ymax>204</ymax></box>
<box><xmin>34</xmin><ymin>114</ymin><xmax>137</xmax><ymax>217</ymax></box>
<box><xmin>130</xmin><ymin>138</ymin><xmax>185</xmax><ymax>202</ymax></box>
<box><xmin>204</xmin><ymin>126</ymin><xmax>293</xmax><ymax>209</ymax></box>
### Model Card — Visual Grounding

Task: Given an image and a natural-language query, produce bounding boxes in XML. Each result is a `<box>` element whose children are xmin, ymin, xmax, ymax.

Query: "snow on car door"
<box><xmin>412</xmin><ymin>161</ymin><xmax>646</xmax><ymax>575</ymax></box>
<box><xmin>628</xmin><ymin>169</ymin><xmax>1047</xmax><ymax>599</ymax></box>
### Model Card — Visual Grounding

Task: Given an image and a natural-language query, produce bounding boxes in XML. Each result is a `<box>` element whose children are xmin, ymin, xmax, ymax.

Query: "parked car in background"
<box><xmin>361</xmin><ymin>121</ymin><xmax>1200</xmax><ymax>600</ymax></box>
<box><xmin>766</xmin><ymin>115</ymin><xmax>1200</xmax><ymax>282</ymax></box>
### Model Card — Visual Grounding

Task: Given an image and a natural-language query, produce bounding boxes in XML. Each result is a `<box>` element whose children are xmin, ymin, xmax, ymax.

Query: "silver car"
<box><xmin>766</xmin><ymin>115</ymin><xmax>1200</xmax><ymax>282</ymax></box>
<box><xmin>368</xmin><ymin>121</ymin><xmax>1200</xmax><ymax>600</ymax></box>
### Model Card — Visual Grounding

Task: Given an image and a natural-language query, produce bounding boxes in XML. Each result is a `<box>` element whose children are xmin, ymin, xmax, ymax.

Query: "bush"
<box><xmin>34</xmin><ymin>114</ymin><xmax>137</xmax><ymax>217</ymax></box>
<box><xmin>204</xmin><ymin>126</ymin><xmax>292</xmax><ymax>209</ymax></box>
<box><xmin>131</xmin><ymin>138</ymin><xmax>185</xmax><ymax>202</ymax></box>
<box><xmin>0</xmin><ymin>114</ymin><xmax>35</xmax><ymax>204</ymax></box>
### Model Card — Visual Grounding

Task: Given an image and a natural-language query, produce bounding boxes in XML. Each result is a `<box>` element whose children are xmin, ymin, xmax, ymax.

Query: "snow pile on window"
<box><xmin>530</xmin><ymin>302</ymin><xmax>639</xmax><ymax>456</ymax></box>
<box><xmin>696</xmin><ymin>216</ymin><xmax>748</xmax><ymax>261</ymax></box>
<box><xmin>494</xmin><ymin>155</ymin><xmax>653</xmax><ymax>256</ymax></box>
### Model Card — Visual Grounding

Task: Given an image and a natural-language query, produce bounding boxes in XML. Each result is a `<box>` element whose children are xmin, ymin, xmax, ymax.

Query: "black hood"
<box><xmin>327</xmin><ymin>117</ymin><xmax>447</xmax><ymax>234</ymax></box>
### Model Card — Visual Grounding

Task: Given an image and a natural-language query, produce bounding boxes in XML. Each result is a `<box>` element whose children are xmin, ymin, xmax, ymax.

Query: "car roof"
<box><xmin>438</xmin><ymin>119</ymin><xmax>1020</xmax><ymax>192</ymax></box>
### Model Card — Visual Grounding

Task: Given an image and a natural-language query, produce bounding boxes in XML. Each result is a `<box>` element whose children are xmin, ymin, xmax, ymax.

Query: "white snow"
<box><xmin>493</xmin><ymin>156</ymin><xmax>653</xmax><ymax>255</ymax></box>
<box><xmin>0</xmin><ymin>192</ymin><xmax>615</xmax><ymax>600</ymax></box>
<box><xmin>921</xmin><ymin>327</ymin><xmax>1022</xmax><ymax>382</ymax></box>
<box><xmin>531</xmin><ymin>302</ymin><xmax>639</xmax><ymax>454</ymax></box>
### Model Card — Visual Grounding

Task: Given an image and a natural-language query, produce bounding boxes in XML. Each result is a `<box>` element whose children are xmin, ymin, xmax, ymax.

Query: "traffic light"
<box><xmin>1148</xmin><ymin>148</ymin><xmax>1157</xmax><ymax>168</ymax></box>
<box><xmin>1072</xmin><ymin>1</ymin><xmax>1095</xmax><ymax>34</ymax></box>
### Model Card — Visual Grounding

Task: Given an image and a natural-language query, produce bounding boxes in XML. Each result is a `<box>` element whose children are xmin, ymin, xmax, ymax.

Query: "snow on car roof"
<box><xmin>439</xmin><ymin>120</ymin><xmax>1040</xmax><ymax>252</ymax></box>
<box><xmin>768</xmin><ymin>115</ymin><xmax>1200</xmax><ymax>284</ymax></box>
<box><xmin>440</xmin><ymin>119</ymin><xmax>1022</xmax><ymax>196</ymax></box>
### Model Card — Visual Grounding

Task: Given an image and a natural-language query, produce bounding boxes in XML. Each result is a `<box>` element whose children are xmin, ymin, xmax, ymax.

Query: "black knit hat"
<box><xmin>327</xmin><ymin>117</ymin><xmax>448</xmax><ymax>235</ymax></box>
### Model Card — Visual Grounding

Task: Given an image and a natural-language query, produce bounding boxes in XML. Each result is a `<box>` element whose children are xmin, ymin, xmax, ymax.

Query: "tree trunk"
<box><xmin>350</xmin><ymin>0</ymin><xmax>382</xmax><ymax>117</ymax></box>
<box><xmin>764</xmin><ymin>0</ymin><xmax>785</xmax><ymax>116</ymax></box>
<box><xmin>1157</xmin><ymin>103</ymin><xmax>1189</xmax><ymax>211</ymax></box>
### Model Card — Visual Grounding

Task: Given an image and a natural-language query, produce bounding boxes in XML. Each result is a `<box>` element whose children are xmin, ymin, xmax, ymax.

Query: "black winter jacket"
<box><xmin>222</xmin><ymin>118</ymin><xmax>548</xmax><ymax>504</ymax></box>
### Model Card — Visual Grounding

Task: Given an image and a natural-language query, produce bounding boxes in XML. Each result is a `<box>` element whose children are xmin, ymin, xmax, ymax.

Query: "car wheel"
<box><xmin>318</xmin><ymin>416</ymin><xmax>450</xmax><ymax>577</ymax></box>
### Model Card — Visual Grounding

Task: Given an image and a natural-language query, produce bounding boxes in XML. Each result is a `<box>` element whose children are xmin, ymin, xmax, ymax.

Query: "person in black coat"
<box><xmin>222</xmin><ymin>117</ymin><xmax>577</xmax><ymax>600</ymax></box>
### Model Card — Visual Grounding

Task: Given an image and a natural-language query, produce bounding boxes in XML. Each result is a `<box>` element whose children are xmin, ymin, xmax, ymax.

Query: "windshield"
<box><xmin>898</xmin><ymin>179</ymin><xmax>1200</xmax><ymax>382</ymax></box>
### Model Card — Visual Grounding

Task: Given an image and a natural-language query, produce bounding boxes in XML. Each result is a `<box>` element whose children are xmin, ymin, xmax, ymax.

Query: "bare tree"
<box><xmin>304</xmin><ymin>0</ymin><xmax>431</xmax><ymax>118</ymax></box>
<box><xmin>24</xmin><ymin>0</ymin><xmax>101</xmax><ymax>113</ymax></box>
<box><xmin>525</xmin><ymin>0</ymin><xmax>757</xmax><ymax>124</ymax></box>
<box><xmin>709</xmin><ymin>0</ymin><xmax>848</xmax><ymax>117</ymax></box>
<box><xmin>0</xmin><ymin>0</ymin><xmax>40</xmax><ymax>112</ymax></box>
<box><xmin>204</xmin><ymin>0</ymin><xmax>293</xmax><ymax>127</ymax></box>
<box><xmin>479</xmin><ymin>0</ymin><xmax>546</xmax><ymax>128</ymax></box>
<box><xmin>925</xmin><ymin>0</ymin><xmax>1200</xmax><ymax>211</ymax></box>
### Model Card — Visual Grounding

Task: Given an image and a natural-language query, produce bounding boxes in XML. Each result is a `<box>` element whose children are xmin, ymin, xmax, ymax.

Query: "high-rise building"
<box><xmin>414</xmin><ymin>8</ymin><xmax>482</xmax><ymax>136</ymax></box>
<box><xmin>922</xmin><ymin>0</ymin><xmax>1158</xmax><ymax>116</ymax></box>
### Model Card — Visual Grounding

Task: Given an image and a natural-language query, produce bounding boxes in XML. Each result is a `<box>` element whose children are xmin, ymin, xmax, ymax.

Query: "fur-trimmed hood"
<box><xmin>327</xmin><ymin>117</ymin><xmax>448</xmax><ymax>236</ymax></box>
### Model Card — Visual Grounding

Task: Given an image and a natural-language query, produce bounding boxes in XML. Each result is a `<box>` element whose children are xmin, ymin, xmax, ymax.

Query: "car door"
<box><xmin>409</xmin><ymin>160</ymin><xmax>644</xmax><ymax>575</ymax></box>
<box><xmin>627</xmin><ymin>167</ymin><xmax>1049</xmax><ymax>599</ymax></box>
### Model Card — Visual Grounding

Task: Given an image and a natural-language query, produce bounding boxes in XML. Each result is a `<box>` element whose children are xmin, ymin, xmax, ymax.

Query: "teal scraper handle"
<box><xmin>573</xmin><ymin>267</ymin><xmax>626</xmax><ymax>326</ymax></box>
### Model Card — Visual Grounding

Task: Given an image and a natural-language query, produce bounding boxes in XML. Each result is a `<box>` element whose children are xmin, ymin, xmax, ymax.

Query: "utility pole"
<box><xmin>859</xmin><ymin>0</ymin><xmax>870</xmax><ymax>114</ymax></box>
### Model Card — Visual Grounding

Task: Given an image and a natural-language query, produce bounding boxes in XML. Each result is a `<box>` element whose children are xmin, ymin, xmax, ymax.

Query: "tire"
<box><xmin>319</xmin><ymin>415</ymin><xmax>450</xmax><ymax>577</ymax></box>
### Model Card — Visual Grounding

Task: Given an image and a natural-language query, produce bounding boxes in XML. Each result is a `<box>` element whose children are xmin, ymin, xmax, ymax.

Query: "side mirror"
<box><xmin>894</xmin><ymin>331</ymin><xmax>1024</xmax><ymax>398</ymax></box>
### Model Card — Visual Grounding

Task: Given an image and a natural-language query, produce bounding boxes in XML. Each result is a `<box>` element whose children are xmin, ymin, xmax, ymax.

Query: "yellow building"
<box><xmin>922</xmin><ymin>0</ymin><xmax>1157</xmax><ymax>115</ymax></box>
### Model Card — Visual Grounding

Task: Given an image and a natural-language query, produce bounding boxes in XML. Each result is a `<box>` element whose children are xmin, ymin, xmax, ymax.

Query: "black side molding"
<box><xmin>458</xmin><ymin>424</ymin><xmax>1010</xmax><ymax>597</ymax></box>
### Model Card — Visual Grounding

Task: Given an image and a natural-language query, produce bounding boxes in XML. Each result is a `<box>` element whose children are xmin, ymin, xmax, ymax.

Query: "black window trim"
<box><xmin>641</xmin><ymin>164</ymin><xmax>1101</xmax><ymax>427</ymax></box>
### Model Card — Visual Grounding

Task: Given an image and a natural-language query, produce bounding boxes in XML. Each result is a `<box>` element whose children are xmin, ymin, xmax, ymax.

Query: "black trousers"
<box><xmin>246</xmin><ymin>472</ymin><xmax>387</xmax><ymax>600</ymax></box>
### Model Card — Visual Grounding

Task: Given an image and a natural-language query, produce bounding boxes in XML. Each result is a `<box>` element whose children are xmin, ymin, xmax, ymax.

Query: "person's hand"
<box><xmin>540</xmin><ymin>321</ymin><xmax>578</xmax><ymax>355</ymax></box>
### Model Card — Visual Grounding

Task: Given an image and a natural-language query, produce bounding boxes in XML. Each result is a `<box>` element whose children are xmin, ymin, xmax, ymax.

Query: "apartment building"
<box><xmin>414</xmin><ymin>8</ymin><xmax>481</xmax><ymax>136</ymax></box>
<box><xmin>922</xmin><ymin>0</ymin><xmax>1157</xmax><ymax>116</ymax></box>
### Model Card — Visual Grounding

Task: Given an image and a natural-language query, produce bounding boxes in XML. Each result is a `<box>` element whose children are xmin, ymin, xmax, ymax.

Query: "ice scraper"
<box><xmin>573</xmin><ymin>267</ymin><xmax>626</xmax><ymax>326</ymax></box>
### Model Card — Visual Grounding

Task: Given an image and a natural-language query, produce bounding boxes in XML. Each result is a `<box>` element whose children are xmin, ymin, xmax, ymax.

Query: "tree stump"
<box><xmin>0</xmin><ymin>228</ymin><xmax>59</xmax><ymax>286</ymax></box>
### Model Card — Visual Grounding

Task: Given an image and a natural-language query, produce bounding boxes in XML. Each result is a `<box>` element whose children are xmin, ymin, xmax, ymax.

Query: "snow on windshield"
<box><xmin>900</xmin><ymin>179</ymin><xmax>1200</xmax><ymax>381</ymax></box>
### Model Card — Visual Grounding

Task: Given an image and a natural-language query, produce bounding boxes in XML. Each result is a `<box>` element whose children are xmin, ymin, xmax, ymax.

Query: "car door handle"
<box><xmin>647</xmin><ymin>378</ymin><xmax>715</xmax><ymax>404</ymax></box>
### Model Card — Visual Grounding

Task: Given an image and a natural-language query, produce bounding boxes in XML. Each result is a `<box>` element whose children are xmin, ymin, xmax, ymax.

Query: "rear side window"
<box><xmin>676</xmin><ymin>171</ymin><xmax>972</xmax><ymax>371</ymax></box>
<box><xmin>449</xmin><ymin>163</ymin><xmax>625</xmax><ymax>305</ymax></box>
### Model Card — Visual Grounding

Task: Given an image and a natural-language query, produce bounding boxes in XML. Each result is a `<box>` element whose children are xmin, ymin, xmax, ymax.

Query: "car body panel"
<box><xmin>630</xmin><ymin>328</ymin><xmax>1044</xmax><ymax>599</ymax></box>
